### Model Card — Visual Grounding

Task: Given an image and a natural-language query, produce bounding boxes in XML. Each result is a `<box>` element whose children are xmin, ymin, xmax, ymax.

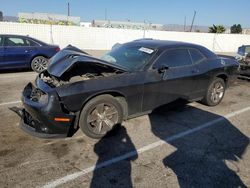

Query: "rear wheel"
<box><xmin>201</xmin><ymin>78</ymin><xmax>226</xmax><ymax>106</ymax></box>
<box><xmin>79</xmin><ymin>95</ymin><xmax>123</xmax><ymax>139</ymax></box>
<box><xmin>31</xmin><ymin>56</ymin><xmax>48</xmax><ymax>73</ymax></box>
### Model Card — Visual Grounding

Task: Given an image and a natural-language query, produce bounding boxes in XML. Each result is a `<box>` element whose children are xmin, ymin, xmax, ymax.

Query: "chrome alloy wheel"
<box><xmin>32</xmin><ymin>57</ymin><xmax>48</xmax><ymax>72</ymax></box>
<box><xmin>211</xmin><ymin>82</ymin><xmax>224</xmax><ymax>103</ymax></box>
<box><xmin>87</xmin><ymin>103</ymin><xmax>118</xmax><ymax>135</ymax></box>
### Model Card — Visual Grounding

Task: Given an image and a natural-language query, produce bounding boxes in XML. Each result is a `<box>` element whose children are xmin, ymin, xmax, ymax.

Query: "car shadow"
<box><xmin>90</xmin><ymin>125</ymin><xmax>138</xmax><ymax>188</ymax></box>
<box><xmin>89</xmin><ymin>100</ymin><xmax>248</xmax><ymax>187</ymax></box>
<box><xmin>0</xmin><ymin>68</ymin><xmax>32</xmax><ymax>74</ymax></box>
<box><xmin>149</xmin><ymin>100</ymin><xmax>249</xmax><ymax>187</ymax></box>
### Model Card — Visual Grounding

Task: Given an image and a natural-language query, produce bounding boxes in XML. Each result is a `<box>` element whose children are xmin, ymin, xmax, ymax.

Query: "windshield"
<box><xmin>101</xmin><ymin>45</ymin><xmax>156</xmax><ymax>71</ymax></box>
<box><xmin>238</xmin><ymin>46</ymin><xmax>250</xmax><ymax>56</ymax></box>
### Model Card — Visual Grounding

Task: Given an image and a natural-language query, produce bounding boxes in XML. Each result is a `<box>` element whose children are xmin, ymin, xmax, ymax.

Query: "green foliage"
<box><xmin>209</xmin><ymin>24</ymin><xmax>226</xmax><ymax>33</ymax></box>
<box><xmin>18</xmin><ymin>18</ymin><xmax>76</xmax><ymax>26</ymax></box>
<box><xmin>230</xmin><ymin>24</ymin><xmax>242</xmax><ymax>34</ymax></box>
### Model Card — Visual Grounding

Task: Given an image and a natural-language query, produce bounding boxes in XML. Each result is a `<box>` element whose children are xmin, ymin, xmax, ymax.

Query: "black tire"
<box><xmin>31</xmin><ymin>56</ymin><xmax>48</xmax><ymax>73</ymax></box>
<box><xmin>201</xmin><ymin>78</ymin><xmax>226</xmax><ymax>106</ymax></box>
<box><xmin>79</xmin><ymin>95</ymin><xmax>123</xmax><ymax>139</ymax></box>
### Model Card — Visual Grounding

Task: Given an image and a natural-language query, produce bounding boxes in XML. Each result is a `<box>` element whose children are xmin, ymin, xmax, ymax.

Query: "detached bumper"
<box><xmin>12</xmin><ymin>82</ymin><xmax>75</xmax><ymax>139</ymax></box>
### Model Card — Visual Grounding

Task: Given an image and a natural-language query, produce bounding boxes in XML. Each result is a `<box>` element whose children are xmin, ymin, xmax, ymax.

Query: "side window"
<box><xmin>155</xmin><ymin>49</ymin><xmax>192</xmax><ymax>68</ymax></box>
<box><xmin>0</xmin><ymin>37</ymin><xmax>2</xmax><ymax>46</ymax></box>
<box><xmin>189</xmin><ymin>49</ymin><xmax>206</xmax><ymax>64</ymax></box>
<box><xmin>5</xmin><ymin>37</ymin><xmax>28</xmax><ymax>47</ymax></box>
<box><xmin>26</xmin><ymin>39</ymin><xmax>40</xmax><ymax>47</ymax></box>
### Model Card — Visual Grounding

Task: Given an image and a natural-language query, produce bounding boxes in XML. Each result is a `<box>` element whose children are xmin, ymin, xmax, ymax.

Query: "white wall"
<box><xmin>1</xmin><ymin>22</ymin><xmax>250</xmax><ymax>52</ymax></box>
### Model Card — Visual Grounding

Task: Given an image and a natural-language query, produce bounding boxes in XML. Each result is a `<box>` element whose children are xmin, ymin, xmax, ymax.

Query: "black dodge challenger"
<box><xmin>12</xmin><ymin>39</ymin><xmax>239</xmax><ymax>139</ymax></box>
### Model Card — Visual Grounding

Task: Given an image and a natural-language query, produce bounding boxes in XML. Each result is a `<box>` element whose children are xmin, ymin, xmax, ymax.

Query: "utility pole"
<box><xmin>67</xmin><ymin>2</ymin><xmax>70</xmax><ymax>25</ymax></box>
<box><xmin>190</xmin><ymin>10</ymin><xmax>196</xmax><ymax>32</ymax></box>
<box><xmin>105</xmin><ymin>8</ymin><xmax>107</xmax><ymax>20</ymax></box>
<box><xmin>184</xmin><ymin>16</ymin><xmax>186</xmax><ymax>32</ymax></box>
<box><xmin>67</xmin><ymin>2</ymin><xmax>70</xmax><ymax>16</ymax></box>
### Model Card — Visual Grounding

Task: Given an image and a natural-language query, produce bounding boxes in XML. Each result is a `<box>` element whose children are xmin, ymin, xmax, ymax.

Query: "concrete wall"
<box><xmin>1</xmin><ymin>22</ymin><xmax>250</xmax><ymax>52</ymax></box>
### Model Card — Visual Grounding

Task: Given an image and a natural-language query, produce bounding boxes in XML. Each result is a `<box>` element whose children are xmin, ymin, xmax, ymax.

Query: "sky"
<box><xmin>1</xmin><ymin>0</ymin><xmax>250</xmax><ymax>27</ymax></box>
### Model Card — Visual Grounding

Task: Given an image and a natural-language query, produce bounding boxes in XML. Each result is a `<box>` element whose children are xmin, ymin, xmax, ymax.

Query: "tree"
<box><xmin>209</xmin><ymin>24</ymin><xmax>226</xmax><ymax>33</ymax></box>
<box><xmin>230</xmin><ymin>24</ymin><xmax>242</xmax><ymax>34</ymax></box>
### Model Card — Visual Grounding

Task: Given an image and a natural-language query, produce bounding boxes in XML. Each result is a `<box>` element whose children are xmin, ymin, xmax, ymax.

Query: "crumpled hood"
<box><xmin>47</xmin><ymin>45</ymin><xmax>129</xmax><ymax>77</ymax></box>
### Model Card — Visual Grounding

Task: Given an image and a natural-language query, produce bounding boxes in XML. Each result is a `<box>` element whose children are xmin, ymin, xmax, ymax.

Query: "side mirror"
<box><xmin>157</xmin><ymin>64</ymin><xmax>169</xmax><ymax>73</ymax></box>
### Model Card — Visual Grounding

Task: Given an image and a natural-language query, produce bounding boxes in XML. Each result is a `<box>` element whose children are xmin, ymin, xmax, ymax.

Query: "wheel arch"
<box><xmin>215</xmin><ymin>73</ymin><xmax>229</xmax><ymax>87</ymax></box>
<box><xmin>81</xmin><ymin>91</ymin><xmax>128</xmax><ymax>120</ymax></box>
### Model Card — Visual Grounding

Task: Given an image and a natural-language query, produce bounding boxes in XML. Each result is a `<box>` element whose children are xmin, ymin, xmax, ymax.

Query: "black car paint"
<box><xmin>13</xmin><ymin>39</ymin><xmax>239</xmax><ymax>138</ymax></box>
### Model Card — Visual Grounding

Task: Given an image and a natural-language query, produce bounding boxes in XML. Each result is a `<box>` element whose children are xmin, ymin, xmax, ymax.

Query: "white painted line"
<box><xmin>0</xmin><ymin>100</ymin><xmax>21</xmax><ymax>106</ymax></box>
<box><xmin>41</xmin><ymin>106</ymin><xmax>250</xmax><ymax>188</ymax></box>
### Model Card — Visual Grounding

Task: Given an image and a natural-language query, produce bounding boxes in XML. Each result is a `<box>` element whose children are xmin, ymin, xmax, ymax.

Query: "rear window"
<box><xmin>189</xmin><ymin>49</ymin><xmax>206</xmax><ymax>64</ymax></box>
<box><xmin>26</xmin><ymin>39</ymin><xmax>40</xmax><ymax>46</ymax></box>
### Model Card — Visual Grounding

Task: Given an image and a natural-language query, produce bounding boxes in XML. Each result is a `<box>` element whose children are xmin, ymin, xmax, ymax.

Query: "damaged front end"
<box><xmin>10</xmin><ymin>82</ymin><xmax>75</xmax><ymax>138</ymax></box>
<box><xmin>11</xmin><ymin>45</ymin><xmax>127</xmax><ymax>138</ymax></box>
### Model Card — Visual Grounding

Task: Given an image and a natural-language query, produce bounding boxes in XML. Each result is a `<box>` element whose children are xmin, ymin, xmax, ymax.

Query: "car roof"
<box><xmin>0</xmin><ymin>34</ymin><xmax>49</xmax><ymax>46</ymax></box>
<box><xmin>0</xmin><ymin>34</ymin><xmax>30</xmax><ymax>38</ymax></box>
<box><xmin>127</xmin><ymin>39</ymin><xmax>200</xmax><ymax>50</ymax></box>
<box><xmin>125</xmin><ymin>39</ymin><xmax>216</xmax><ymax>58</ymax></box>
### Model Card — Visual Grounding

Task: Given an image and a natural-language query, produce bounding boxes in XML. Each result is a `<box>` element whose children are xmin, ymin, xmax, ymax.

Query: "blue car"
<box><xmin>0</xmin><ymin>34</ymin><xmax>60</xmax><ymax>72</ymax></box>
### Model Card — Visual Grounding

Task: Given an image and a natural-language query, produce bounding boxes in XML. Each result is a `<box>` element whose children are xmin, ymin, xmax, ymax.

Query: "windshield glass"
<box><xmin>245</xmin><ymin>46</ymin><xmax>250</xmax><ymax>54</ymax></box>
<box><xmin>101</xmin><ymin>45</ymin><xmax>156</xmax><ymax>70</ymax></box>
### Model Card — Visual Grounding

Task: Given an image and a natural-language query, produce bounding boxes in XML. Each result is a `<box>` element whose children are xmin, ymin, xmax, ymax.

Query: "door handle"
<box><xmin>191</xmin><ymin>69</ymin><xmax>199</xmax><ymax>73</ymax></box>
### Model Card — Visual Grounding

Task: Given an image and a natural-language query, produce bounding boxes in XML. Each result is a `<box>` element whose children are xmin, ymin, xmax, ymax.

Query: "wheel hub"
<box><xmin>87</xmin><ymin>103</ymin><xmax>118</xmax><ymax>135</ymax></box>
<box><xmin>211</xmin><ymin>82</ymin><xmax>224</xmax><ymax>103</ymax></box>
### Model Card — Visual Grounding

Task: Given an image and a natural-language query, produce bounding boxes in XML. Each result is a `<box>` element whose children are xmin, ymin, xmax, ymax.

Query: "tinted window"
<box><xmin>26</xmin><ymin>39</ymin><xmax>40</xmax><ymax>46</ymax></box>
<box><xmin>5</xmin><ymin>37</ymin><xmax>28</xmax><ymax>47</ymax></box>
<box><xmin>189</xmin><ymin>49</ymin><xmax>206</xmax><ymax>64</ymax></box>
<box><xmin>155</xmin><ymin>49</ymin><xmax>192</xmax><ymax>68</ymax></box>
<box><xmin>238</xmin><ymin>47</ymin><xmax>244</xmax><ymax>55</ymax></box>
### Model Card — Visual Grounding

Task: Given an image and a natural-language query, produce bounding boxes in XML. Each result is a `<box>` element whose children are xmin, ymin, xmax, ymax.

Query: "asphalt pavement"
<box><xmin>0</xmin><ymin>70</ymin><xmax>249</xmax><ymax>188</ymax></box>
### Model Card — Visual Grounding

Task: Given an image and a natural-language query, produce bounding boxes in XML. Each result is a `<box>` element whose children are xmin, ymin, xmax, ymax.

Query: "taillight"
<box><xmin>55</xmin><ymin>47</ymin><xmax>60</xmax><ymax>52</ymax></box>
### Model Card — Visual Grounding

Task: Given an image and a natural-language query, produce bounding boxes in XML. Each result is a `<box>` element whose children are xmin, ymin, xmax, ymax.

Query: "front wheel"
<box><xmin>79</xmin><ymin>95</ymin><xmax>123</xmax><ymax>139</ymax></box>
<box><xmin>201</xmin><ymin>78</ymin><xmax>226</xmax><ymax>106</ymax></box>
<box><xmin>31</xmin><ymin>56</ymin><xmax>48</xmax><ymax>73</ymax></box>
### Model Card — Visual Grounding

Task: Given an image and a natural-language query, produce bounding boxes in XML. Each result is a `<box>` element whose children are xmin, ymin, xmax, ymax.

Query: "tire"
<box><xmin>79</xmin><ymin>95</ymin><xmax>123</xmax><ymax>139</ymax></box>
<box><xmin>201</xmin><ymin>78</ymin><xmax>226</xmax><ymax>106</ymax></box>
<box><xmin>31</xmin><ymin>56</ymin><xmax>48</xmax><ymax>73</ymax></box>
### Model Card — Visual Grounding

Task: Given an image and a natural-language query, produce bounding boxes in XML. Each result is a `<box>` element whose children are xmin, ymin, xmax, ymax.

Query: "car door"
<box><xmin>188</xmin><ymin>48</ymin><xmax>210</xmax><ymax>98</ymax></box>
<box><xmin>142</xmin><ymin>48</ymin><xmax>200</xmax><ymax>111</ymax></box>
<box><xmin>0</xmin><ymin>36</ymin><xmax>4</xmax><ymax>65</ymax></box>
<box><xmin>3</xmin><ymin>36</ymin><xmax>34</xmax><ymax>69</ymax></box>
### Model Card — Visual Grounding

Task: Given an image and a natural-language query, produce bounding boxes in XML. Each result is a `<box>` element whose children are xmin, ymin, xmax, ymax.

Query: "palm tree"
<box><xmin>209</xmin><ymin>24</ymin><xmax>226</xmax><ymax>33</ymax></box>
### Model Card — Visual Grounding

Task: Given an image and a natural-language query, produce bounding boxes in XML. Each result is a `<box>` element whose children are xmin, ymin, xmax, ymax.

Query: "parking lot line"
<box><xmin>0</xmin><ymin>100</ymin><xmax>21</xmax><ymax>106</ymax></box>
<box><xmin>41</xmin><ymin>105</ymin><xmax>250</xmax><ymax>188</ymax></box>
